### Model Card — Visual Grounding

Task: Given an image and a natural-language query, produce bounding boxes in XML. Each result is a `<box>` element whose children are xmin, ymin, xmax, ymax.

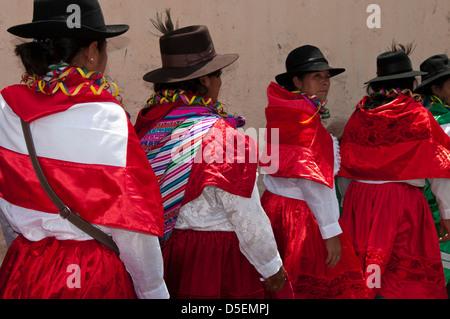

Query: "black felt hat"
<box><xmin>365</xmin><ymin>50</ymin><xmax>426</xmax><ymax>84</ymax></box>
<box><xmin>7</xmin><ymin>0</ymin><xmax>129</xmax><ymax>39</ymax></box>
<box><xmin>275</xmin><ymin>45</ymin><xmax>345</xmax><ymax>87</ymax></box>
<box><xmin>415</xmin><ymin>54</ymin><xmax>450</xmax><ymax>94</ymax></box>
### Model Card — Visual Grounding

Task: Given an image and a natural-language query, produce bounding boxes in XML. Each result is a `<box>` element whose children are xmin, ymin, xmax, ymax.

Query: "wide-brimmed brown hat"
<box><xmin>143</xmin><ymin>25</ymin><xmax>239</xmax><ymax>84</ymax></box>
<box><xmin>415</xmin><ymin>54</ymin><xmax>450</xmax><ymax>94</ymax></box>
<box><xmin>8</xmin><ymin>0</ymin><xmax>129</xmax><ymax>39</ymax></box>
<box><xmin>276</xmin><ymin>45</ymin><xmax>345</xmax><ymax>87</ymax></box>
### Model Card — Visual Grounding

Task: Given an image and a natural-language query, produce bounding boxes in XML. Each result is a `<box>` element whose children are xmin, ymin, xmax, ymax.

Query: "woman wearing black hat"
<box><xmin>134</xmin><ymin>13</ymin><xmax>286</xmax><ymax>299</ymax></box>
<box><xmin>339</xmin><ymin>44</ymin><xmax>450</xmax><ymax>299</ymax></box>
<box><xmin>416</xmin><ymin>54</ymin><xmax>450</xmax><ymax>107</ymax></box>
<box><xmin>259</xmin><ymin>45</ymin><xmax>369</xmax><ymax>299</ymax></box>
<box><xmin>0</xmin><ymin>0</ymin><xmax>168</xmax><ymax>299</ymax></box>
<box><xmin>416</xmin><ymin>54</ymin><xmax>450</xmax><ymax>286</ymax></box>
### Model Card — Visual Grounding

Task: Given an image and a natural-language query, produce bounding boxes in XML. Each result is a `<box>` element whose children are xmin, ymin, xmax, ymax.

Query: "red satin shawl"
<box><xmin>339</xmin><ymin>94</ymin><xmax>450</xmax><ymax>181</ymax></box>
<box><xmin>1</xmin><ymin>85</ymin><xmax>164</xmax><ymax>237</ymax></box>
<box><xmin>183</xmin><ymin>119</ymin><xmax>258</xmax><ymax>204</ymax></box>
<box><xmin>135</xmin><ymin>103</ymin><xmax>178</xmax><ymax>140</ymax></box>
<box><xmin>259</xmin><ymin>83</ymin><xmax>335</xmax><ymax>188</ymax></box>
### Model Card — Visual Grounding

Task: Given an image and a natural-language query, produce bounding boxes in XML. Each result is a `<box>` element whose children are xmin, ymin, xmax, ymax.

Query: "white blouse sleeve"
<box><xmin>263</xmin><ymin>132</ymin><xmax>342</xmax><ymax>240</ymax></box>
<box><xmin>301</xmin><ymin>133</ymin><xmax>342</xmax><ymax>240</ymax></box>
<box><xmin>263</xmin><ymin>174</ymin><xmax>342</xmax><ymax>240</ymax></box>
<box><xmin>0</xmin><ymin>207</ymin><xmax>18</xmax><ymax>247</ymax></box>
<box><xmin>427</xmin><ymin>124</ymin><xmax>450</xmax><ymax>220</ymax></box>
<box><xmin>294</xmin><ymin>178</ymin><xmax>343</xmax><ymax>240</ymax></box>
<box><xmin>428</xmin><ymin>178</ymin><xmax>450</xmax><ymax>219</ymax></box>
<box><xmin>218</xmin><ymin>184</ymin><xmax>283</xmax><ymax>279</ymax></box>
<box><xmin>108</xmin><ymin>228</ymin><xmax>170</xmax><ymax>299</ymax></box>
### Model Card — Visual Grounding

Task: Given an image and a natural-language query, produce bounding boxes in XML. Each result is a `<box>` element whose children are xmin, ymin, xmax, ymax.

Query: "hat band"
<box><xmin>288</xmin><ymin>57</ymin><xmax>329</xmax><ymax>72</ymax></box>
<box><xmin>422</xmin><ymin>66</ymin><xmax>450</xmax><ymax>81</ymax></box>
<box><xmin>161</xmin><ymin>43</ymin><xmax>216</xmax><ymax>68</ymax></box>
<box><xmin>377</xmin><ymin>60</ymin><xmax>412</xmax><ymax>77</ymax></box>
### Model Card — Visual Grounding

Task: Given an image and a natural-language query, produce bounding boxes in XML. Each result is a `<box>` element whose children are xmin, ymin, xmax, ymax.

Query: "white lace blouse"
<box><xmin>262</xmin><ymin>134</ymin><xmax>343</xmax><ymax>240</ymax></box>
<box><xmin>175</xmin><ymin>178</ymin><xmax>283</xmax><ymax>280</ymax></box>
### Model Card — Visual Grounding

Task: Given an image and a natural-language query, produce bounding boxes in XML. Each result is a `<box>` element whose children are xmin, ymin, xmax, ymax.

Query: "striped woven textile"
<box><xmin>140</xmin><ymin>106</ymin><xmax>220</xmax><ymax>246</ymax></box>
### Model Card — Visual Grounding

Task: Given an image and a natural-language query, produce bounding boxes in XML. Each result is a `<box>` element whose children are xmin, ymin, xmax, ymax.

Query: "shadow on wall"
<box><xmin>326</xmin><ymin>119</ymin><xmax>349</xmax><ymax>141</ymax></box>
<box><xmin>0</xmin><ymin>228</ymin><xmax>6</xmax><ymax>266</ymax></box>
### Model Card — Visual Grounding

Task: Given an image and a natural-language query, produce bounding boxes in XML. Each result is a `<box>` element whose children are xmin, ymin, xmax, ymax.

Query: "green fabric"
<box><xmin>423</xmin><ymin>95</ymin><xmax>450</xmax><ymax>285</ymax></box>
<box><xmin>429</xmin><ymin>103</ymin><xmax>450</xmax><ymax>126</ymax></box>
<box><xmin>424</xmin><ymin>180</ymin><xmax>450</xmax><ymax>285</ymax></box>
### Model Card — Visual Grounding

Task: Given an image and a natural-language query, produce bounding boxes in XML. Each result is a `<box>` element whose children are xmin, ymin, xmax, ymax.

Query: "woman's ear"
<box><xmin>197</xmin><ymin>75</ymin><xmax>211</xmax><ymax>96</ymax></box>
<box><xmin>292</xmin><ymin>76</ymin><xmax>303</xmax><ymax>91</ymax></box>
<box><xmin>69</xmin><ymin>41</ymin><xmax>97</xmax><ymax>68</ymax></box>
<box><xmin>431</xmin><ymin>84</ymin><xmax>441</xmax><ymax>96</ymax></box>
<box><xmin>199</xmin><ymin>75</ymin><xmax>210</xmax><ymax>87</ymax></box>
<box><xmin>87</xmin><ymin>41</ymin><xmax>99</xmax><ymax>63</ymax></box>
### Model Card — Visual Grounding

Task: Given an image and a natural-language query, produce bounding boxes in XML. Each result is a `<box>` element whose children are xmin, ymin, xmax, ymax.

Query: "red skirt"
<box><xmin>342</xmin><ymin>181</ymin><xmax>447</xmax><ymax>299</ymax></box>
<box><xmin>162</xmin><ymin>229</ymin><xmax>265</xmax><ymax>299</ymax></box>
<box><xmin>0</xmin><ymin>235</ymin><xmax>137</xmax><ymax>299</ymax></box>
<box><xmin>261</xmin><ymin>191</ymin><xmax>369</xmax><ymax>299</ymax></box>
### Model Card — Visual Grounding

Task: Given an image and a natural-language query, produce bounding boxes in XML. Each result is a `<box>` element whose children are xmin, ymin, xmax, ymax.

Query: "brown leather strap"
<box><xmin>20</xmin><ymin>119</ymin><xmax>120</xmax><ymax>256</ymax></box>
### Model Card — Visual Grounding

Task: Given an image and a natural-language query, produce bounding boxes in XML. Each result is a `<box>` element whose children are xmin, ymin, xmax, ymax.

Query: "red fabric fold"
<box><xmin>183</xmin><ymin>119</ymin><xmax>258</xmax><ymax>204</ymax></box>
<box><xmin>342</xmin><ymin>181</ymin><xmax>447</xmax><ymax>299</ymax></box>
<box><xmin>2</xmin><ymin>83</ymin><xmax>118</xmax><ymax>123</ymax></box>
<box><xmin>162</xmin><ymin>229</ymin><xmax>265</xmax><ymax>299</ymax></box>
<box><xmin>1</xmin><ymin>85</ymin><xmax>164</xmax><ymax>237</ymax></box>
<box><xmin>261</xmin><ymin>191</ymin><xmax>370</xmax><ymax>299</ymax></box>
<box><xmin>259</xmin><ymin>83</ymin><xmax>335</xmax><ymax>188</ymax></box>
<box><xmin>339</xmin><ymin>95</ymin><xmax>450</xmax><ymax>180</ymax></box>
<box><xmin>0</xmin><ymin>235</ymin><xmax>137</xmax><ymax>299</ymax></box>
<box><xmin>135</xmin><ymin>103</ymin><xmax>180</xmax><ymax>140</ymax></box>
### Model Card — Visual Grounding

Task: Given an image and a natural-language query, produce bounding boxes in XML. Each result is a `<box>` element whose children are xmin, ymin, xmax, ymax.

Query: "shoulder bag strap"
<box><xmin>20</xmin><ymin>119</ymin><xmax>120</xmax><ymax>256</ymax></box>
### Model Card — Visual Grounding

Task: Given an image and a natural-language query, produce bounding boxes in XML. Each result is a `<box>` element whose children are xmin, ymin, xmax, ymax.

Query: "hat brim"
<box><xmin>415</xmin><ymin>68</ymin><xmax>450</xmax><ymax>94</ymax></box>
<box><xmin>143</xmin><ymin>53</ymin><xmax>239</xmax><ymax>84</ymax></box>
<box><xmin>7</xmin><ymin>21</ymin><xmax>129</xmax><ymax>39</ymax></box>
<box><xmin>364</xmin><ymin>70</ymin><xmax>426</xmax><ymax>85</ymax></box>
<box><xmin>275</xmin><ymin>64</ymin><xmax>345</xmax><ymax>87</ymax></box>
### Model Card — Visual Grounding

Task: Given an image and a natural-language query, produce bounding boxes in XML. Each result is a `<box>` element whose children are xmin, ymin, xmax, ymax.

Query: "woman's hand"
<box><xmin>325</xmin><ymin>236</ymin><xmax>342</xmax><ymax>268</ymax></box>
<box><xmin>439</xmin><ymin>219</ymin><xmax>450</xmax><ymax>242</ymax></box>
<box><xmin>263</xmin><ymin>266</ymin><xmax>287</xmax><ymax>292</ymax></box>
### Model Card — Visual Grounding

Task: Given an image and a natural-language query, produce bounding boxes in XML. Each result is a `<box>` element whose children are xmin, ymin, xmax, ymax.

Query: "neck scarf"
<box><xmin>291</xmin><ymin>90</ymin><xmax>331</xmax><ymax>122</ymax></box>
<box><xmin>21</xmin><ymin>64</ymin><xmax>123</xmax><ymax>106</ymax></box>
<box><xmin>369</xmin><ymin>88</ymin><xmax>423</xmax><ymax>103</ymax></box>
<box><xmin>147</xmin><ymin>89</ymin><xmax>246</xmax><ymax>128</ymax></box>
<box><xmin>422</xmin><ymin>95</ymin><xmax>450</xmax><ymax>126</ymax></box>
<box><xmin>422</xmin><ymin>94</ymin><xmax>449</xmax><ymax>110</ymax></box>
